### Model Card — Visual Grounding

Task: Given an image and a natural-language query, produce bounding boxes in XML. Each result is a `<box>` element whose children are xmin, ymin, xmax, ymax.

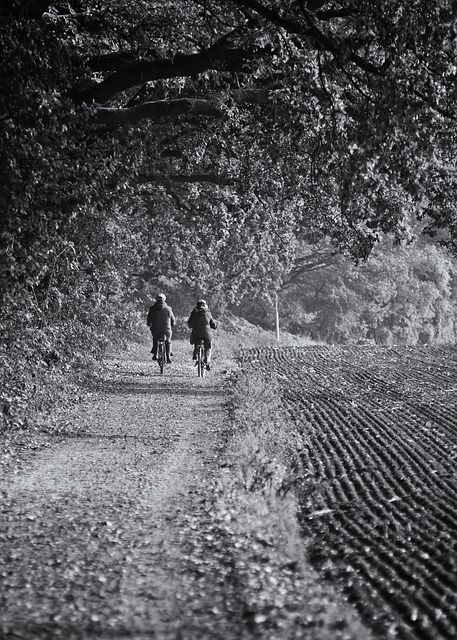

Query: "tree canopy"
<box><xmin>2</xmin><ymin>0</ymin><xmax>457</xmax><ymax>315</ymax></box>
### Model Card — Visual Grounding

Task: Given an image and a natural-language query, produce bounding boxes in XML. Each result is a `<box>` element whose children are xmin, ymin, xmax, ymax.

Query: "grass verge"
<box><xmin>179</xmin><ymin>328</ymin><xmax>374</xmax><ymax>639</ymax></box>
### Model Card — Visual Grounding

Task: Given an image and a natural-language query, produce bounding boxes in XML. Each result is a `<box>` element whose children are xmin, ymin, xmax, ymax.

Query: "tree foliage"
<box><xmin>274</xmin><ymin>241</ymin><xmax>457</xmax><ymax>344</ymax></box>
<box><xmin>67</xmin><ymin>0</ymin><xmax>457</xmax><ymax>256</ymax></box>
<box><xmin>2</xmin><ymin>1</ymin><xmax>457</xmax><ymax>422</ymax></box>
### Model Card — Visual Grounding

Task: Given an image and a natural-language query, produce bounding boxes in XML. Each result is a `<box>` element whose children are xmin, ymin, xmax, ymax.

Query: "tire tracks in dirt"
<box><xmin>0</xmin><ymin>342</ymin><xmax>237</xmax><ymax>640</ymax></box>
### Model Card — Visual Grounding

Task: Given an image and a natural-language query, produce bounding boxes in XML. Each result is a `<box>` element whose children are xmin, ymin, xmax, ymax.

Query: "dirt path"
<box><xmin>0</xmin><ymin>341</ymin><xmax>234</xmax><ymax>640</ymax></box>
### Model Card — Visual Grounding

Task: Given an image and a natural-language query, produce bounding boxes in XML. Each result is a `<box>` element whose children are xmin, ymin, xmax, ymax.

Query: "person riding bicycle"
<box><xmin>187</xmin><ymin>299</ymin><xmax>217</xmax><ymax>370</ymax></box>
<box><xmin>147</xmin><ymin>293</ymin><xmax>175</xmax><ymax>364</ymax></box>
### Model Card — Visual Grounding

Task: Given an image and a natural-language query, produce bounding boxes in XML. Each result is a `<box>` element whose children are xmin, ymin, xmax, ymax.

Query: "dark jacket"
<box><xmin>147</xmin><ymin>301</ymin><xmax>175</xmax><ymax>335</ymax></box>
<box><xmin>187</xmin><ymin>306</ymin><xmax>217</xmax><ymax>342</ymax></box>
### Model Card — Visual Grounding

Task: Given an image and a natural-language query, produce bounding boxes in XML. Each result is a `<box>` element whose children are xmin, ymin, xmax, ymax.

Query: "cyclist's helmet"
<box><xmin>197</xmin><ymin>299</ymin><xmax>207</xmax><ymax>309</ymax></box>
<box><xmin>156</xmin><ymin>293</ymin><xmax>166</xmax><ymax>302</ymax></box>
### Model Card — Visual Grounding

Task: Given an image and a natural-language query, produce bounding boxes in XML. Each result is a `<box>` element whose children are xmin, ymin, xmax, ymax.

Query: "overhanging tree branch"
<box><xmin>93</xmin><ymin>98</ymin><xmax>223</xmax><ymax>125</ymax></box>
<box><xmin>304</xmin><ymin>0</ymin><xmax>330</xmax><ymax>10</ymax></box>
<box><xmin>281</xmin><ymin>253</ymin><xmax>338</xmax><ymax>289</ymax></box>
<box><xmin>88</xmin><ymin>51</ymin><xmax>138</xmax><ymax>72</ymax></box>
<box><xmin>232</xmin><ymin>87</ymin><xmax>271</xmax><ymax>104</ymax></box>
<box><xmin>413</xmin><ymin>89</ymin><xmax>456</xmax><ymax>120</ymax></box>
<box><xmin>92</xmin><ymin>85</ymin><xmax>274</xmax><ymax>125</ymax></box>
<box><xmin>315</xmin><ymin>8</ymin><xmax>353</xmax><ymax>20</ymax></box>
<box><xmin>1</xmin><ymin>0</ymin><xmax>52</xmax><ymax>18</ymax></box>
<box><xmin>230</xmin><ymin>0</ymin><xmax>387</xmax><ymax>76</ymax></box>
<box><xmin>77</xmin><ymin>43</ymin><xmax>263</xmax><ymax>104</ymax></box>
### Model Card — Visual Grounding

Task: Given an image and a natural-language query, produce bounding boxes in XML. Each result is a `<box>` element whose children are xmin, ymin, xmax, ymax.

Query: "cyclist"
<box><xmin>147</xmin><ymin>293</ymin><xmax>175</xmax><ymax>364</ymax></box>
<box><xmin>187</xmin><ymin>299</ymin><xmax>217</xmax><ymax>370</ymax></box>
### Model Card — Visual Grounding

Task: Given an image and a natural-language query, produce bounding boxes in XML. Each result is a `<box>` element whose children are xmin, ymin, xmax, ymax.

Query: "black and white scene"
<box><xmin>2</xmin><ymin>2</ymin><xmax>457</xmax><ymax>639</ymax></box>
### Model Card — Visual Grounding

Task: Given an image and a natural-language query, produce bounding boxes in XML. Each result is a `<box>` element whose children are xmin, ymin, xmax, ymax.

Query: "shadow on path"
<box><xmin>100</xmin><ymin>379</ymin><xmax>226</xmax><ymax>397</ymax></box>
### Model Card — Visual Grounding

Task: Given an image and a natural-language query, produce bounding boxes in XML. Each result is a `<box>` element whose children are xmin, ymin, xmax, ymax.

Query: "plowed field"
<box><xmin>240</xmin><ymin>345</ymin><xmax>457</xmax><ymax>640</ymax></box>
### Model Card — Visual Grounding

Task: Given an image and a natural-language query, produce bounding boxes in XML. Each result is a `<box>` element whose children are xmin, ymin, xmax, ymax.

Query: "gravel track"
<box><xmin>0</xmin><ymin>341</ymin><xmax>231</xmax><ymax>640</ymax></box>
<box><xmin>241</xmin><ymin>344</ymin><xmax>457</xmax><ymax>640</ymax></box>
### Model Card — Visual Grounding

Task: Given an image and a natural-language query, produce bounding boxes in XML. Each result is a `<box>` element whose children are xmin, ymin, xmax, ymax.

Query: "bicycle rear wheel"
<box><xmin>158</xmin><ymin>341</ymin><xmax>165</xmax><ymax>374</ymax></box>
<box><xmin>197</xmin><ymin>343</ymin><xmax>205</xmax><ymax>377</ymax></box>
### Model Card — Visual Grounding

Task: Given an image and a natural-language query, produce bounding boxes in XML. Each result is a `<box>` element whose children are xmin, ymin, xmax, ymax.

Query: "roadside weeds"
<box><xmin>172</xmin><ymin>361</ymin><xmax>374</xmax><ymax>639</ymax></box>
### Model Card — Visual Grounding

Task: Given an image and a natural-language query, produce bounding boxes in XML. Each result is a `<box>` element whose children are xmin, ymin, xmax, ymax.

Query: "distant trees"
<box><xmin>273</xmin><ymin>242</ymin><xmax>457</xmax><ymax>344</ymax></box>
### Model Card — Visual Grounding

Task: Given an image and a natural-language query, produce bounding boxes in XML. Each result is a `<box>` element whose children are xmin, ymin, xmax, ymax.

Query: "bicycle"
<box><xmin>195</xmin><ymin>339</ymin><xmax>206</xmax><ymax>377</ymax></box>
<box><xmin>157</xmin><ymin>334</ymin><xmax>167</xmax><ymax>374</ymax></box>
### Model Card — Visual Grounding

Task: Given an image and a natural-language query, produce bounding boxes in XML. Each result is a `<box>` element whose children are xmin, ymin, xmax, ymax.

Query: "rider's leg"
<box><xmin>151</xmin><ymin>336</ymin><xmax>158</xmax><ymax>358</ymax></box>
<box><xmin>169</xmin><ymin>330</ymin><xmax>174</xmax><ymax>356</ymax></box>
<box><xmin>165</xmin><ymin>335</ymin><xmax>172</xmax><ymax>362</ymax></box>
<box><xmin>204</xmin><ymin>340</ymin><xmax>212</xmax><ymax>367</ymax></box>
<box><xmin>192</xmin><ymin>336</ymin><xmax>198</xmax><ymax>359</ymax></box>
